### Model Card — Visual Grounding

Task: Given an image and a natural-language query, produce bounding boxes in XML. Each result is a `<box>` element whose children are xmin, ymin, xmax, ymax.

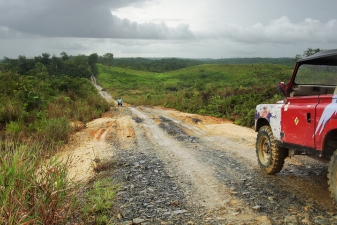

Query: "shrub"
<box><xmin>32</xmin><ymin>117</ymin><xmax>71</xmax><ymax>148</ymax></box>
<box><xmin>0</xmin><ymin>97</ymin><xmax>26</xmax><ymax>124</ymax></box>
<box><xmin>5</xmin><ymin>120</ymin><xmax>24</xmax><ymax>140</ymax></box>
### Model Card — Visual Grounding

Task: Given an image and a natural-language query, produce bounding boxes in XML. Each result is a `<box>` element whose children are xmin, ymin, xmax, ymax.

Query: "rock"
<box><xmin>123</xmin><ymin>221</ymin><xmax>133</xmax><ymax>225</ymax></box>
<box><xmin>304</xmin><ymin>205</ymin><xmax>311</xmax><ymax>212</ymax></box>
<box><xmin>174</xmin><ymin>210</ymin><xmax>187</xmax><ymax>215</ymax></box>
<box><xmin>216</xmin><ymin>217</ymin><xmax>226</xmax><ymax>220</ymax></box>
<box><xmin>313</xmin><ymin>216</ymin><xmax>330</xmax><ymax>224</ymax></box>
<box><xmin>132</xmin><ymin>218</ymin><xmax>145</xmax><ymax>224</ymax></box>
<box><xmin>284</xmin><ymin>215</ymin><xmax>298</xmax><ymax>224</ymax></box>
<box><xmin>252</xmin><ymin>205</ymin><xmax>261</xmax><ymax>210</ymax></box>
<box><xmin>255</xmin><ymin>216</ymin><xmax>272</xmax><ymax>225</ymax></box>
<box><xmin>301</xmin><ymin>218</ymin><xmax>310</xmax><ymax>224</ymax></box>
<box><xmin>229</xmin><ymin>199</ymin><xmax>238</xmax><ymax>205</ymax></box>
<box><xmin>172</xmin><ymin>200</ymin><xmax>179</xmax><ymax>205</ymax></box>
<box><xmin>147</xmin><ymin>188</ymin><xmax>155</xmax><ymax>192</ymax></box>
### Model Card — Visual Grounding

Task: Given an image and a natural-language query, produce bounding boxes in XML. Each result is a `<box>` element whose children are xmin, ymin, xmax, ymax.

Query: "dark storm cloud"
<box><xmin>0</xmin><ymin>0</ymin><xmax>194</xmax><ymax>39</ymax></box>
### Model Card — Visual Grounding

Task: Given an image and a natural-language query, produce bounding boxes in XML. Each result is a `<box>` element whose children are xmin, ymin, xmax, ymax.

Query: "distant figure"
<box><xmin>117</xmin><ymin>98</ymin><xmax>123</xmax><ymax>106</ymax></box>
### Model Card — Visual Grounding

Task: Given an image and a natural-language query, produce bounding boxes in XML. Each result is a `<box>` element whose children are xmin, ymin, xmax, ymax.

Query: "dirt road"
<box><xmin>60</xmin><ymin>83</ymin><xmax>337</xmax><ymax>224</ymax></box>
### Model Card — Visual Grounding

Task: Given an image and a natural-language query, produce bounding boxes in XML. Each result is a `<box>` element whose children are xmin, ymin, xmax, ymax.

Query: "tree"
<box><xmin>88</xmin><ymin>53</ymin><xmax>98</xmax><ymax>76</ymax></box>
<box><xmin>62</xmin><ymin>55</ymin><xmax>91</xmax><ymax>78</ymax></box>
<box><xmin>33</xmin><ymin>62</ymin><xmax>48</xmax><ymax>80</ymax></box>
<box><xmin>294</xmin><ymin>54</ymin><xmax>302</xmax><ymax>61</ymax></box>
<box><xmin>41</xmin><ymin>53</ymin><xmax>51</xmax><ymax>65</ymax></box>
<box><xmin>60</xmin><ymin>51</ymin><xmax>70</xmax><ymax>61</ymax></box>
<box><xmin>50</xmin><ymin>55</ymin><xmax>64</xmax><ymax>76</ymax></box>
<box><xmin>303</xmin><ymin>48</ymin><xmax>322</xmax><ymax>57</ymax></box>
<box><xmin>102</xmin><ymin>53</ymin><xmax>114</xmax><ymax>67</ymax></box>
<box><xmin>17</xmin><ymin>55</ymin><xmax>35</xmax><ymax>75</ymax></box>
<box><xmin>295</xmin><ymin>48</ymin><xmax>323</xmax><ymax>60</ymax></box>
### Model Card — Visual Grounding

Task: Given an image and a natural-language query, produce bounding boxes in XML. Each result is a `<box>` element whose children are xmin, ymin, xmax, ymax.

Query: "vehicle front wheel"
<box><xmin>256</xmin><ymin>125</ymin><xmax>287</xmax><ymax>174</ymax></box>
<box><xmin>328</xmin><ymin>150</ymin><xmax>337</xmax><ymax>204</ymax></box>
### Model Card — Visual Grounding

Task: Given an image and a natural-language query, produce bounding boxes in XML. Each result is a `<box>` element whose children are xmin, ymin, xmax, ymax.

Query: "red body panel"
<box><xmin>282</xmin><ymin>96</ymin><xmax>319</xmax><ymax>148</ymax></box>
<box><xmin>314</xmin><ymin>95</ymin><xmax>337</xmax><ymax>150</ymax></box>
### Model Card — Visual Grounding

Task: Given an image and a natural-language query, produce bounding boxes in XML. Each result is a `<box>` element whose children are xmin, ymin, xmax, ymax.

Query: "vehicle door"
<box><xmin>314</xmin><ymin>95</ymin><xmax>337</xmax><ymax>150</ymax></box>
<box><xmin>281</xmin><ymin>96</ymin><xmax>318</xmax><ymax>148</ymax></box>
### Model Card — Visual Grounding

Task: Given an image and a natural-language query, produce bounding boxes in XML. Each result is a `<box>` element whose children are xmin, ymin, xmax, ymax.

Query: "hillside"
<box><xmin>97</xmin><ymin>63</ymin><xmax>293</xmax><ymax>90</ymax></box>
<box><xmin>109</xmin><ymin>57</ymin><xmax>296</xmax><ymax>72</ymax></box>
<box><xmin>97</xmin><ymin>63</ymin><xmax>293</xmax><ymax>126</ymax></box>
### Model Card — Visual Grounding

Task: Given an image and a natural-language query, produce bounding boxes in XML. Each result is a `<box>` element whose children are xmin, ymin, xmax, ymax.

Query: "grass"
<box><xmin>97</xmin><ymin>63</ymin><xmax>291</xmax><ymax>126</ymax></box>
<box><xmin>80</xmin><ymin>177</ymin><xmax>117</xmax><ymax>224</ymax></box>
<box><xmin>97</xmin><ymin>63</ymin><xmax>293</xmax><ymax>90</ymax></box>
<box><xmin>69</xmin><ymin>155</ymin><xmax>118</xmax><ymax>225</ymax></box>
<box><xmin>0</xmin><ymin>138</ymin><xmax>72</xmax><ymax>224</ymax></box>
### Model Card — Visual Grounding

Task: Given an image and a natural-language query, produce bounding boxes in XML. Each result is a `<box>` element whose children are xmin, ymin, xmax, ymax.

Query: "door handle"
<box><xmin>307</xmin><ymin>113</ymin><xmax>311</xmax><ymax>123</ymax></box>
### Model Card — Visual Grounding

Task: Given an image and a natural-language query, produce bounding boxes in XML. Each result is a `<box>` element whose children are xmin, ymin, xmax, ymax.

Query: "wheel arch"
<box><xmin>255</xmin><ymin>118</ymin><xmax>270</xmax><ymax>132</ymax></box>
<box><xmin>323</xmin><ymin>129</ymin><xmax>337</xmax><ymax>158</ymax></box>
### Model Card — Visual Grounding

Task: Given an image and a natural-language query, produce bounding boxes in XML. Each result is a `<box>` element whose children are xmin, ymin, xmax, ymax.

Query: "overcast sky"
<box><xmin>1</xmin><ymin>0</ymin><xmax>337</xmax><ymax>59</ymax></box>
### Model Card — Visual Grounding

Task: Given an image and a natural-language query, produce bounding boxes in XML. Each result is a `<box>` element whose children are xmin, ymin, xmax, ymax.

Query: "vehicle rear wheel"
<box><xmin>328</xmin><ymin>150</ymin><xmax>337</xmax><ymax>204</ymax></box>
<box><xmin>256</xmin><ymin>125</ymin><xmax>287</xmax><ymax>174</ymax></box>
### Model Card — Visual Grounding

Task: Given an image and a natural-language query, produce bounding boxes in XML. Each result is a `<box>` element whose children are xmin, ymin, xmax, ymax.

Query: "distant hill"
<box><xmin>97</xmin><ymin>63</ymin><xmax>293</xmax><ymax>92</ymax></box>
<box><xmin>108</xmin><ymin>57</ymin><xmax>296</xmax><ymax>72</ymax></box>
<box><xmin>205</xmin><ymin>57</ymin><xmax>296</xmax><ymax>66</ymax></box>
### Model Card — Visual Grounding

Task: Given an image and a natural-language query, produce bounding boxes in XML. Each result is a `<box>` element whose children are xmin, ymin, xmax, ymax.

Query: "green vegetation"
<box><xmin>0</xmin><ymin>52</ymin><xmax>112</xmax><ymax>224</ymax></box>
<box><xmin>97</xmin><ymin>62</ymin><xmax>293</xmax><ymax>126</ymax></box>
<box><xmin>0</xmin><ymin>139</ymin><xmax>71</xmax><ymax>224</ymax></box>
<box><xmin>0</xmin><ymin>53</ymin><xmax>111</xmax><ymax>146</ymax></box>
<box><xmin>0</xmin><ymin>52</ymin><xmax>297</xmax><ymax>223</ymax></box>
<box><xmin>78</xmin><ymin>177</ymin><xmax>117</xmax><ymax>224</ymax></box>
<box><xmin>108</xmin><ymin>57</ymin><xmax>295</xmax><ymax>72</ymax></box>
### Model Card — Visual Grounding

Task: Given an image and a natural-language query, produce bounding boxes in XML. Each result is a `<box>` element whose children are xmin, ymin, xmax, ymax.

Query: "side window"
<box><xmin>295</xmin><ymin>65</ymin><xmax>337</xmax><ymax>85</ymax></box>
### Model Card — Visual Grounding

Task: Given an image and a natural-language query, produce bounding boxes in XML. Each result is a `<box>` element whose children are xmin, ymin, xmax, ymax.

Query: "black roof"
<box><xmin>297</xmin><ymin>49</ymin><xmax>337</xmax><ymax>65</ymax></box>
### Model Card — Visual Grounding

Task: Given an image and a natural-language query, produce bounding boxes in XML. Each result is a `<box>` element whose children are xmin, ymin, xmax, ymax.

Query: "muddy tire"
<box><xmin>328</xmin><ymin>151</ymin><xmax>337</xmax><ymax>204</ymax></box>
<box><xmin>256</xmin><ymin>125</ymin><xmax>287</xmax><ymax>174</ymax></box>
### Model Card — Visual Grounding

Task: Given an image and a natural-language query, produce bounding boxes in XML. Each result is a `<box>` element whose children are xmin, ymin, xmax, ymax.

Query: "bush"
<box><xmin>31</xmin><ymin>117</ymin><xmax>71</xmax><ymax>147</ymax></box>
<box><xmin>0</xmin><ymin>97</ymin><xmax>26</xmax><ymax>124</ymax></box>
<box><xmin>5</xmin><ymin>120</ymin><xmax>24</xmax><ymax>139</ymax></box>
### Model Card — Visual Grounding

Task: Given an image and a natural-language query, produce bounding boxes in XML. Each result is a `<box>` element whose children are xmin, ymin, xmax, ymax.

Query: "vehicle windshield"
<box><xmin>295</xmin><ymin>64</ymin><xmax>337</xmax><ymax>85</ymax></box>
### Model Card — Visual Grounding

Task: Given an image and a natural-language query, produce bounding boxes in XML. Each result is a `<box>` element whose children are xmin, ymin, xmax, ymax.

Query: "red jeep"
<box><xmin>255</xmin><ymin>49</ymin><xmax>337</xmax><ymax>204</ymax></box>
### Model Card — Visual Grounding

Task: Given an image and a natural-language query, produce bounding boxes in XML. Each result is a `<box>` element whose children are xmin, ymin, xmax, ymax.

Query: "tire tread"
<box><xmin>256</xmin><ymin>125</ymin><xmax>286</xmax><ymax>175</ymax></box>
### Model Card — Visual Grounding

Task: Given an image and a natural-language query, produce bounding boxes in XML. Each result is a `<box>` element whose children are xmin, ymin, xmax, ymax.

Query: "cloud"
<box><xmin>217</xmin><ymin>16</ymin><xmax>337</xmax><ymax>44</ymax></box>
<box><xmin>109</xmin><ymin>15</ymin><xmax>194</xmax><ymax>39</ymax></box>
<box><xmin>0</xmin><ymin>26</ymin><xmax>37</xmax><ymax>39</ymax></box>
<box><xmin>1</xmin><ymin>0</ymin><xmax>336</xmax><ymax>59</ymax></box>
<box><xmin>0</xmin><ymin>0</ymin><xmax>194</xmax><ymax>40</ymax></box>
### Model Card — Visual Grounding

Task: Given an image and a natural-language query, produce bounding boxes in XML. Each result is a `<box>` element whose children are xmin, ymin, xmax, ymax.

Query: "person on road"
<box><xmin>117</xmin><ymin>98</ymin><xmax>123</xmax><ymax>106</ymax></box>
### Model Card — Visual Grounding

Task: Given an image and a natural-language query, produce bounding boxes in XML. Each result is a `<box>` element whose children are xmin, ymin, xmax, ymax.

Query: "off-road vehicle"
<box><xmin>255</xmin><ymin>49</ymin><xmax>337</xmax><ymax>204</ymax></box>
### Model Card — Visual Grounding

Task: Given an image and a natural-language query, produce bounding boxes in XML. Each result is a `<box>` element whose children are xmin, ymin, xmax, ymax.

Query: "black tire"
<box><xmin>256</xmin><ymin>125</ymin><xmax>287</xmax><ymax>174</ymax></box>
<box><xmin>328</xmin><ymin>151</ymin><xmax>337</xmax><ymax>204</ymax></box>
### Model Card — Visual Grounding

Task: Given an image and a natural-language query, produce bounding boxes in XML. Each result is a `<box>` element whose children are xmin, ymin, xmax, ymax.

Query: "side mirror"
<box><xmin>277</xmin><ymin>82</ymin><xmax>286</xmax><ymax>97</ymax></box>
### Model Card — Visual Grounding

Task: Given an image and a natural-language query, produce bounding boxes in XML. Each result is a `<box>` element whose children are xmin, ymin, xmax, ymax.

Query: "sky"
<box><xmin>0</xmin><ymin>0</ymin><xmax>337</xmax><ymax>59</ymax></box>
